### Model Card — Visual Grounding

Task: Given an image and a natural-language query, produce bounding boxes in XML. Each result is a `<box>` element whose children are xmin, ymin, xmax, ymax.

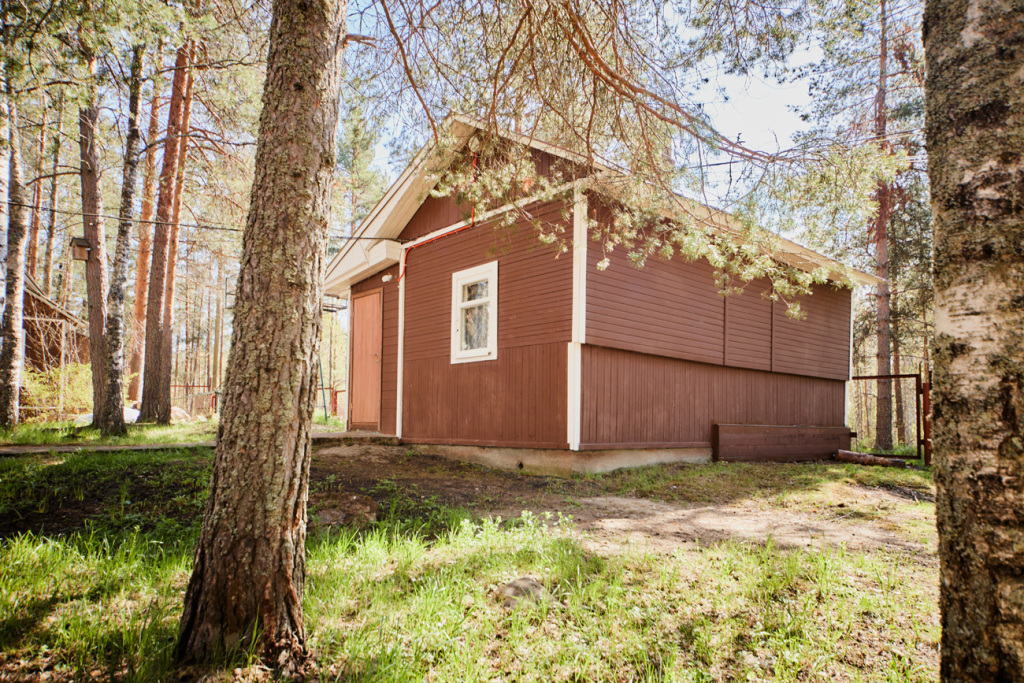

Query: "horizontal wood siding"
<box><xmin>402</xmin><ymin>199</ymin><xmax>572</xmax><ymax>446</ymax></box>
<box><xmin>724</xmin><ymin>277</ymin><xmax>773</xmax><ymax>371</ymax></box>
<box><xmin>580</xmin><ymin>345</ymin><xmax>846</xmax><ymax>448</ymax></box>
<box><xmin>351</xmin><ymin>265</ymin><xmax>399</xmax><ymax>433</ymax></box>
<box><xmin>585</xmin><ymin>200</ymin><xmax>851</xmax><ymax>381</ymax></box>
<box><xmin>772</xmin><ymin>284</ymin><xmax>851</xmax><ymax>381</ymax></box>
<box><xmin>713</xmin><ymin>424</ymin><xmax>852</xmax><ymax>462</ymax></box>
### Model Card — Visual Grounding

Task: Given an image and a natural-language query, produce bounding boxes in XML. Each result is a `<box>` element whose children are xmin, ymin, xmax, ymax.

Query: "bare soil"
<box><xmin>311</xmin><ymin>444</ymin><xmax>934</xmax><ymax>558</ymax></box>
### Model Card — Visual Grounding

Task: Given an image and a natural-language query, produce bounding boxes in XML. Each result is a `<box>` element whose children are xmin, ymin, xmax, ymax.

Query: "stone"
<box><xmin>495</xmin><ymin>577</ymin><xmax>549</xmax><ymax>608</ymax></box>
<box><xmin>170</xmin><ymin>406</ymin><xmax>191</xmax><ymax>424</ymax></box>
<box><xmin>314</xmin><ymin>494</ymin><xmax>379</xmax><ymax>530</ymax></box>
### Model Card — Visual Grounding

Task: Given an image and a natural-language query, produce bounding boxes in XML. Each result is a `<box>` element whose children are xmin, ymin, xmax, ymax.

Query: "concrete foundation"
<box><xmin>408</xmin><ymin>443</ymin><xmax>712</xmax><ymax>476</ymax></box>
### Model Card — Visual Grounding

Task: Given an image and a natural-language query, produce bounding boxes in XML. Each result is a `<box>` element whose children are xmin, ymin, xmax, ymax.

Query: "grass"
<box><xmin>0</xmin><ymin>420</ymin><xmax>218</xmax><ymax>448</ymax></box>
<box><xmin>313</xmin><ymin>413</ymin><xmax>347</xmax><ymax>429</ymax></box>
<box><xmin>0</xmin><ymin>449</ymin><xmax>939</xmax><ymax>682</ymax></box>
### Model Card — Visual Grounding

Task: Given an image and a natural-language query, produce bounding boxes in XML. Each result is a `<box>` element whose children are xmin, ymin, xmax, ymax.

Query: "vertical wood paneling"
<box><xmin>580</xmin><ymin>345</ymin><xmax>846</xmax><ymax>448</ymax></box>
<box><xmin>351</xmin><ymin>265</ymin><xmax>399</xmax><ymax>433</ymax></box>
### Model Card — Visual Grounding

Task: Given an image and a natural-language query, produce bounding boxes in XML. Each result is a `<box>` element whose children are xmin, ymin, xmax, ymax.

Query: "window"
<box><xmin>451</xmin><ymin>261</ymin><xmax>498</xmax><ymax>363</ymax></box>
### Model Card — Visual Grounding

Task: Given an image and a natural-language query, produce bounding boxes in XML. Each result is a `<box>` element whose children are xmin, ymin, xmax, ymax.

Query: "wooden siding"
<box><xmin>772</xmin><ymin>284</ymin><xmax>851</xmax><ymax>381</ymax></box>
<box><xmin>585</xmin><ymin>201</ymin><xmax>852</xmax><ymax>381</ymax></box>
<box><xmin>403</xmin><ymin>343</ymin><xmax>567</xmax><ymax>447</ymax></box>
<box><xmin>401</xmin><ymin>199</ymin><xmax>573</xmax><ymax>447</ymax></box>
<box><xmin>580</xmin><ymin>345</ymin><xmax>846</xmax><ymax>448</ymax></box>
<box><xmin>351</xmin><ymin>264</ymin><xmax>399</xmax><ymax>433</ymax></box>
<box><xmin>400</xmin><ymin>146</ymin><xmax>585</xmax><ymax>242</ymax></box>
<box><xmin>712</xmin><ymin>424</ymin><xmax>852</xmax><ymax>462</ymax></box>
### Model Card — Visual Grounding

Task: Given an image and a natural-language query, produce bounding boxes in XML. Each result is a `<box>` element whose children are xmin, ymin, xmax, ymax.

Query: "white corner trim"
<box><xmin>567</xmin><ymin>342</ymin><xmax>582</xmax><ymax>450</ymax></box>
<box><xmin>567</xmin><ymin>188</ymin><xmax>588</xmax><ymax>451</ymax></box>
<box><xmin>846</xmin><ymin>285</ymin><xmax>856</xmax><ymax>427</ymax></box>
<box><xmin>396</xmin><ymin>250</ymin><xmax>407</xmax><ymax>439</ymax></box>
<box><xmin>572</xmin><ymin>187</ymin><xmax>588</xmax><ymax>345</ymax></box>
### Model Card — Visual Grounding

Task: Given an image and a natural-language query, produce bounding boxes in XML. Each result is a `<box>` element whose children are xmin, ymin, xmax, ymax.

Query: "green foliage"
<box><xmin>19</xmin><ymin>363</ymin><xmax>93</xmax><ymax>422</ymax></box>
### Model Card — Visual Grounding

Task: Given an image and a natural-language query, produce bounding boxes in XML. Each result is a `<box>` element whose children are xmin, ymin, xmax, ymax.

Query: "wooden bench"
<box><xmin>712</xmin><ymin>424</ymin><xmax>852</xmax><ymax>462</ymax></box>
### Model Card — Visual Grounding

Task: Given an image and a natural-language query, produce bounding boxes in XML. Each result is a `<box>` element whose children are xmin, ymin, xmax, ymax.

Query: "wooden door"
<box><xmin>350</xmin><ymin>290</ymin><xmax>383</xmax><ymax>429</ymax></box>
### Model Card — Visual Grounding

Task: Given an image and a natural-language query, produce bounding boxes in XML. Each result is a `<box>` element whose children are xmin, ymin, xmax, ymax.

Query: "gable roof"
<box><xmin>325</xmin><ymin>115</ymin><xmax>881</xmax><ymax>294</ymax></box>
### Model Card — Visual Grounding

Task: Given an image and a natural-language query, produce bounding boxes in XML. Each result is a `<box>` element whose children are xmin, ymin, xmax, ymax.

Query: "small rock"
<box><xmin>314</xmin><ymin>494</ymin><xmax>378</xmax><ymax>530</ymax></box>
<box><xmin>495</xmin><ymin>577</ymin><xmax>549</xmax><ymax>608</ymax></box>
<box><xmin>194</xmin><ymin>414</ymin><xmax>208</xmax><ymax>423</ymax></box>
<box><xmin>170</xmin><ymin>406</ymin><xmax>191</xmax><ymax>424</ymax></box>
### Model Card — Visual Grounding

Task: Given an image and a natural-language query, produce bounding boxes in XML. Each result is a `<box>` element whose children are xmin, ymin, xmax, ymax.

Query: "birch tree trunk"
<box><xmin>127</xmin><ymin>71</ymin><xmax>161</xmax><ymax>404</ymax></box>
<box><xmin>140</xmin><ymin>44</ymin><xmax>188</xmax><ymax>422</ymax></box>
<box><xmin>78</xmin><ymin>49</ymin><xmax>110</xmax><ymax>427</ymax></box>
<box><xmin>42</xmin><ymin>91</ymin><xmax>64</xmax><ymax>297</ymax></box>
<box><xmin>26</xmin><ymin>95</ymin><xmax>46</xmax><ymax>280</ymax></box>
<box><xmin>175</xmin><ymin>0</ymin><xmax>345</xmax><ymax>669</ymax></box>
<box><xmin>99</xmin><ymin>45</ymin><xmax>144</xmax><ymax>436</ymax></box>
<box><xmin>924</xmin><ymin>0</ymin><xmax>1024</xmax><ymax>677</ymax></box>
<box><xmin>0</xmin><ymin>96</ymin><xmax>29</xmax><ymax>427</ymax></box>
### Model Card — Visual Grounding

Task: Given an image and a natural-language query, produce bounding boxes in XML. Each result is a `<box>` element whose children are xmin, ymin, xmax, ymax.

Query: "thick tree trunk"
<box><xmin>924</xmin><ymin>0</ymin><xmax>1024</xmax><ymax>678</ymax></box>
<box><xmin>127</xmin><ymin>62</ymin><xmax>162</xmax><ymax>404</ymax></box>
<box><xmin>873</xmin><ymin>0</ymin><xmax>894</xmax><ymax>451</ymax></box>
<box><xmin>42</xmin><ymin>91</ymin><xmax>64</xmax><ymax>297</ymax></box>
<box><xmin>99</xmin><ymin>45</ymin><xmax>145</xmax><ymax>436</ymax></box>
<box><xmin>175</xmin><ymin>0</ymin><xmax>345</xmax><ymax>669</ymax></box>
<box><xmin>0</xmin><ymin>97</ymin><xmax>30</xmax><ymax>427</ymax></box>
<box><xmin>159</xmin><ymin>56</ymin><xmax>195</xmax><ymax>420</ymax></box>
<box><xmin>26</xmin><ymin>96</ymin><xmax>46</xmax><ymax>280</ymax></box>
<box><xmin>140</xmin><ymin>45</ymin><xmax>189</xmax><ymax>422</ymax></box>
<box><xmin>0</xmin><ymin>78</ymin><xmax>8</xmax><ymax>311</ymax></box>
<box><xmin>78</xmin><ymin>51</ymin><xmax>110</xmax><ymax>427</ymax></box>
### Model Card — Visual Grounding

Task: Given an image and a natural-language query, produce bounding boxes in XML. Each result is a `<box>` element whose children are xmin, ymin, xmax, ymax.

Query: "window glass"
<box><xmin>462</xmin><ymin>304</ymin><xmax>489</xmax><ymax>350</ymax></box>
<box><xmin>463</xmin><ymin>281</ymin><xmax>488</xmax><ymax>301</ymax></box>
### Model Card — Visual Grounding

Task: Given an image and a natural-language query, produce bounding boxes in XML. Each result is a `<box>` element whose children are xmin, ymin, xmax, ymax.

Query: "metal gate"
<box><xmin>850</xmin><ymin>365</ymin><xmax>932</xmax><ymax>465</ymax></box>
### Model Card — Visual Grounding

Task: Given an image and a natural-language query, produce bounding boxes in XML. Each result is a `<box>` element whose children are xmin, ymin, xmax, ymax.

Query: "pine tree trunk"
<box><xmin>99</xmin><ymin>45</ymin><xmax>144</xmax><ymax>436</ymax></box>
<box><xmin>140</xmin><ymin>45</ymin><xmax>189</xmax><ymax>422</ymax></box>
<box><xmin>175</xmin><ymin>0</ymin><xmax>345</xmax><ymax>668</ymax></box>
<box><xmin>42</xmin><ymin>91</ymin><xmax>64</xmax><ymax>297</ymax></box>
<box><xmin>26</xmin><ymin>96</ymin><xmax>46</xmax><ymax>280</ymax></box>
<box><xmin>158</xmin><ymin>55</ymin><xmax>195</xmax><ymax>422</ymax></box>
<box><xmin>78</xmin><ymin>50</ymin><xmax>110</xmax><ymax>427</ymax></box>
<box><xmin>873</xmin><ymin>0</ymin><xmax>894</xmax><ymax>451</ymax></box>
<box><xmin>0</xmin><ymin>95</ymin><xmax>30</xmax><ymax>427</ymax></box>
<box><xmin>127</xmin><ymin>59</ymin><xmax>162</xmax><ymax>404</ymax></box>
<box><xmin>892</xmin><ymin>315</ymin><xmax>906</xmax><ymax>445</ymax></box>
<box><xmin>0</xmin><ymin>77</ymin><xmax>8</xmax><ymax>311</ymax></box>
<box><xmin>924</xmin><ymin>0</ymin><xmax>1024</xmax><ymax>678</ymax></box>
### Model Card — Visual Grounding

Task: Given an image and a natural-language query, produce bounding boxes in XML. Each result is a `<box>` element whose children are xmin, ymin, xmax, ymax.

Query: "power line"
<box><xmin>5</xmin><ymin>201</ymin><xmax>400</xmax><ymax>240</ymax></box>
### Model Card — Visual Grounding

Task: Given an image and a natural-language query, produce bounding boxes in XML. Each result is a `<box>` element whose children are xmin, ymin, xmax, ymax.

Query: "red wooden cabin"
<box><xmin>325</xmin><ymin>117</ymin><xmax>878</xmax><ymax>473</ymax></box>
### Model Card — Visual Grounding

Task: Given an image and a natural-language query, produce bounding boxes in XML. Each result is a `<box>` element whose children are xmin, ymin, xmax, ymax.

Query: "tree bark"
<box><xmin>873</xmin><ymin>0</ymin><xmax>894</xmax><ymax>451</ymax></box>
<box><xmin>159</xmin><ymin>54</ymin><xmax>195</xmax><ymax>421</ymax></box>
<box><xmin>924</xmin><ymin>0</ymin><xmax>1024</xmax><ymax>678</ymax></box>
<box><xmin>42</xmin><ymin>90</ymin><xmax>64</xmax><ymax>297</ymax></box>
<box><xmin>140</xmin><ymin>44</ymin><xmax>189</xmax><ymax>422</ymax></box>
<box><xmin>892</xmin><ymin>311</ymin><xmax>907</xmax><ymax>445</ymax></box>
<box><xmin>99</xmin><ymin>45</ymin><xmax>145</xmax><ymax>436</ymax></box>
<box><xmin>78</xmin><ymin>49</ymin><xmax>110</xmax><ymax>428</ymax></box>
<box><xmin>127</xmin><ymin>54</ymin><xmax>163</xmax><ymax>404</ymax></box>
<box><xmin>26</xmin><ymin>94</ymin><xmax>46</xmax><ymax>280</ymax></box>
<box><xmin>0</xmin><ymin>95</ymin><xmax>30</xmax><ymax>427</ymax></box>
<box><xmin>175</xmin><ymin>0</ymin><xmax>345</xmax><ymax>669</ymax></box>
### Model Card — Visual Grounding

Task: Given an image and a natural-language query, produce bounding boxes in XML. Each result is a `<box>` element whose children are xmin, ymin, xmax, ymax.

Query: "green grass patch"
<box><xmin>0</xmin><ymin>450</ymin><xmax>938</xmax><ymax>681</ymax></box>
<box><xmin>0</xmin><ymin>420</ymin><xmax>218</xmax><ymax>448</ymax></box>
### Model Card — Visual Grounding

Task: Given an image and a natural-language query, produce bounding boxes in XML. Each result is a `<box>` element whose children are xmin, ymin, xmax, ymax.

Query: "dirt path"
<box><xmin>312</xmin><ymin>444</ymin><xmax>934</xmax><ymax>558</ymax></box>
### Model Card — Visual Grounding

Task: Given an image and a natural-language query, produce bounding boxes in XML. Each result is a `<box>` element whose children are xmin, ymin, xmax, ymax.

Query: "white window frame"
<box><xmin>451</xmin><ymin>260</ymin><xmax>498</xmax><ymax>364</ymax></box>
